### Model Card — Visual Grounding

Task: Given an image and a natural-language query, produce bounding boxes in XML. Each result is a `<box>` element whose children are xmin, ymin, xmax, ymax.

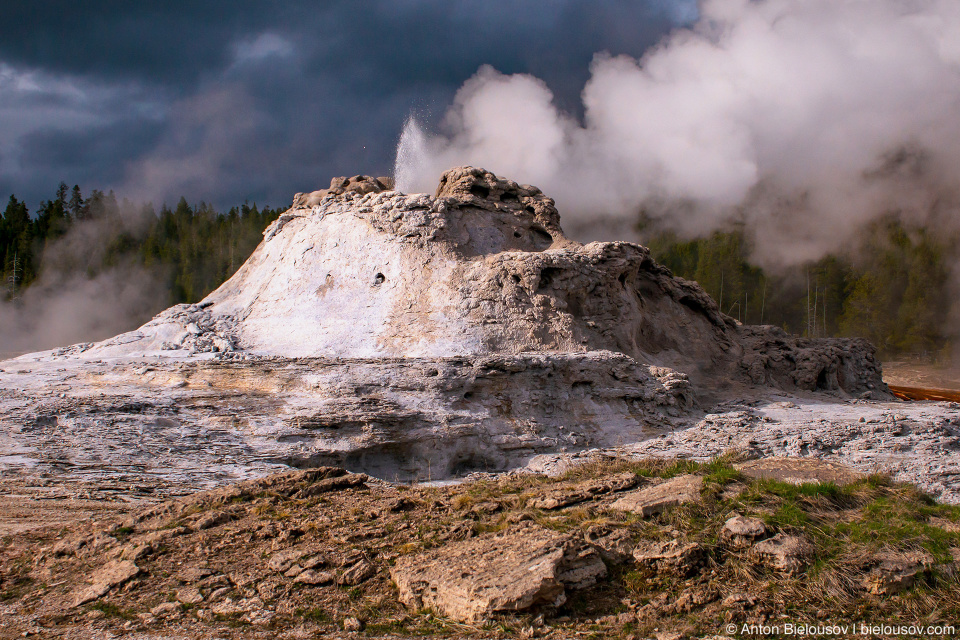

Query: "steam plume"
<box><xmin>396</xmin><ymin>0</ymin><xmax>960</xmax><ymax>267</ymax></box>
<box><xmin>0</xmin><ymin>269</ymin><xmax>165</xmax><ymax>359</ymax></box>
<box><xmin>0</xmin><ymin>213</ymin><xmax>166</xmax><ymax>358</ymax></box>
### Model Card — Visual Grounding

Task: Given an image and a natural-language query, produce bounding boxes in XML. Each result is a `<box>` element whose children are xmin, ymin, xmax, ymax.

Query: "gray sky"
<box><xmin>0</xmin><ymin>1</ymin><xmax>696</xmax><ymax>210</ymax></box>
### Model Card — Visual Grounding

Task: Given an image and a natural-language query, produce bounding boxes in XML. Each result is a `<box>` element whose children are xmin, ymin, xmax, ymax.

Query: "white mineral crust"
<box><xmin>1</xmin><ymin>167</ymin><xmax>955</xmax><ymax>501</ymax></box>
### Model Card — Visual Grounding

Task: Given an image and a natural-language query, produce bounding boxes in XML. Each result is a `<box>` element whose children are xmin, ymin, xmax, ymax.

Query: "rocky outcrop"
<box><xmin>747</xmin><ymin>533</ymin><xmax>812</xmax><ymax>573</ymax></box>
<box><xmin>206</xmin><ymin>166</ymin><xmax>739</xmax><ymax>372</ymax></box>
<box><xmin>291</xmin><ymin>175</ymin><xmax>394</xmax><ymax>209</ymax></box>
<box><xmin>632</xmin><ymin>539</ymin><xmax>706</xmax><ymax>577</ymax></box>
<box><xmin>3</xmin><ymin>459</ymin><xmax>957</xmax><ymax>635</ymax></box>
<box><xmin>735</xmin><ymin>457</ymin><xmax>866</xmax><ymax>486</ymax></box>
<box><xmin>720</xmin><ymin>514</ymin><xmax>767</xmax><ymax>549</ymax></box>
<box><xmin>73</xmin><ymin>560</ymin><xmax>140</xmax><ymax>606</ymax></box>
<box><xmin>861</xmin><ymin>551</ymin><xmax>932</xmax><ymax>595</ymax></box>
<box><xmin>610</xmin><ymin>474</ymin><xmax>703</xmax><ymax>517</ymax></box>
<box><xmin>389</xmin><ymin>523</ymin><xmax>606</xmax><ymax>622</ymax></box>
<box><xmin>739</xmin><ymin>326</ymin><xmax>886</xmax><ymax>396</ymax></box>
<box><xmin>527</xmin><ymin>471</ymin><xmax>640</xmax><ymax>510</ymax></box>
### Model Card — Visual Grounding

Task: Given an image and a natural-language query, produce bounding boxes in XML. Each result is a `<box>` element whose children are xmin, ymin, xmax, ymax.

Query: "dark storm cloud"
<box><xmin>19</xmin><ymin>118</ymin><xmax>166</xmax><ymax>187</ymax></box>
<box><xmin>0</xmin><ymin>1</ymin><xmax>695</xmax><ymax>209</ymax></box>
<box><xmin>0</xmin><ymin>1</ymin><xmax>257</xmax><ymax>85</ymax></box>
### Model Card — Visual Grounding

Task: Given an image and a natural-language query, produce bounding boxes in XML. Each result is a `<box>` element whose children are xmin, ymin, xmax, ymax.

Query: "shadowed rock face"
<box><xmin>0</xmin><ymin>167</ymin><xmax>890</xmax><ymax>483</ymax></box>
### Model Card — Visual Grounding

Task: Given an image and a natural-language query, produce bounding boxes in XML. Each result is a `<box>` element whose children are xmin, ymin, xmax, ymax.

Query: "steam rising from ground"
<box><xmin>395</xmin><ymin>0</ymin><xmax>960</xmax><ymax>267</ymax></box>
<box><xmin>0</xmin><ymin>214</ymin><xmax>167</xmax><ymax>358</ymax></box>
<box><xmin>0</xmin><ymin>270</ymin><xmax>165</xmax><ymax>358</ymax></box>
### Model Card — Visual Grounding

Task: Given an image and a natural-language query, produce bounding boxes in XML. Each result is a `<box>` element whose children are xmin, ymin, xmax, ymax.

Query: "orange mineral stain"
<box><xmin>888</xmin><ymin>385</ymin><xmax>960</xmax><ymax>402</ymax></box>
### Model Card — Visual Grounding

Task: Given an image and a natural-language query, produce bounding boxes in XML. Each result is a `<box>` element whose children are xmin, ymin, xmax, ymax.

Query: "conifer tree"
<box><xmin>68</xmin><ymin>185</ymin><xmax>83</xmax><ymax>218</ymax></box>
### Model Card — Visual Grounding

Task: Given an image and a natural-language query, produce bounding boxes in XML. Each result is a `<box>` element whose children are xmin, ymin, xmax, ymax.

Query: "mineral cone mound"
<box><xmin>1</xmin><ymin>167</ymin><xmax>888</xmax><ymax>484</ymax></box>
<box><xmin>77</xmin><ymin>167</ymin><xmax>883</xmax><ymax>387</ymax></box>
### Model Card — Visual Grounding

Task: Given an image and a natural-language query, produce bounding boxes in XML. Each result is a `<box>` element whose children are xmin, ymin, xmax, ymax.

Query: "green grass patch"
<box><xmin>765</xmin><ymin>501</ymin><xmax>810</xmax><ymax>529</ymax></box>
<box><xmin>702</xmin><ymin>463</ymin><xmax>743</xmax><ymax>487</ymax></box>
<box><xmin>88</xmin><ymin>601</ymin><xmax>134</xmax><ymax>619</ymax></box>
<box><xmin>829</xmin><ymin>496</ymin><xmax>960</xmax><ymax>562</ymax></box>
<box><xmin>921</xmin><ymin>501</ymin><xmax>960</xmax><ymax>522</ymax></box>
<box><xmin>861</xmin><ymin>473</ymin><xmax>894</xmax><ymax>489</ymax></box>
<box><xmin>294</xmin><ymin>607</ymin><xmax>330</xmax><ymax>623</ymax></box>
<box><xmin>750</xmin><ymin>477</ymin><xmax>849</xmax><ymax>502</ymax></box>
<box><xmin>652</xmin><ymin>459</ymin><xmax>703</xmax><ymax>479</ymax></box>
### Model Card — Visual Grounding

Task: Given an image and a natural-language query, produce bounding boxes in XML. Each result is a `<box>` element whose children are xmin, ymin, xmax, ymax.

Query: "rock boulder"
<box><xmin>862</xmin><ymin>552</ymin><xmax>931</xmax><ymax>595</ymax></box>
<box><xmin>389</xmin><ymin>524</ymin><xmax>606</xmax><ymax>622</ymax></box>
<box><xmin>72</xmin><ymin>560</ymin><xmax>140</xmax><ymax>607</ymax></box>
<box><xmin>609</xmin><ymin>474</ymin><xmax>703</xmax><ymax>517</ymax></box>
<box><xmin>720</xmin><ymin>513</ymin><xmax>767</xmax><ymax>549</ymax></box>
<box><xmin>748</xmin><ymin>533</ymin><xmax>811</xmax><ymax>573</ymax></box>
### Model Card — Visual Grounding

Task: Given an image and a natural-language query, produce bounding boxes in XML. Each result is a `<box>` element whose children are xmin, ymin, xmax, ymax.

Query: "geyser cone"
<box><xmin>80</xmin><ymin>168</ymin><xmax>735</xmax><ymax>371</ymax></box>
<box><xmin>5</xmin><ymin>167</ymin><xmax>888</xmax><ymax>482</ymax></box>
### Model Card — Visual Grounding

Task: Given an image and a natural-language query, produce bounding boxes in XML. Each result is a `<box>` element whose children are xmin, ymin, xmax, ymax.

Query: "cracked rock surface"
<box><xmin>390</xmin><ymin>522</ymin><xmax>607</xmax><ymax>622</ymax></box>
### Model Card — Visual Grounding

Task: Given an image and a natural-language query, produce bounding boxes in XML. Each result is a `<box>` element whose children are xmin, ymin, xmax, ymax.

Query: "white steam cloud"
<box><xmin>0</xmin><ymin>214</ymin><xmax>167</xmax><ymax>359</ymax></box>
<box><xmin>0</xmin><ymin>269</ymin><xmax>166</xmax><ymax>359</ymax></box>
<box><xmin>396</xmin><ymin>0</ymin><xmax>960</xmax><ymax>266</ymax></box>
